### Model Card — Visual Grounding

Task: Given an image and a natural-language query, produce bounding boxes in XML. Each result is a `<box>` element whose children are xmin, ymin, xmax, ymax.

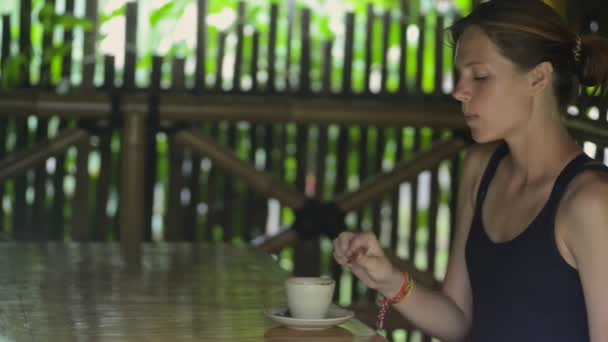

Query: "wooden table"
<box><xmin>0</xmin><ymin>242</ymin><xmax>385</xmax><ymax>341</ymax></box>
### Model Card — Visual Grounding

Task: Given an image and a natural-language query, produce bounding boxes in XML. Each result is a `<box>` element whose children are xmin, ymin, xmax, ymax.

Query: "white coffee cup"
<box><xmin>285</xmin><ymin>277</ymin><xmax>335</xmax><ymax>319</ymax></box>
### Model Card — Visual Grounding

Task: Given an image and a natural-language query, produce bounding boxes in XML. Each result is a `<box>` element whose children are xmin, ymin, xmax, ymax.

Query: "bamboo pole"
<box><xmin>409</xmin><ymin>129</ymin><xmax>422</xmax><ymax>277</ymax></box>
<box><xmin>363</xmin><ymin>4</ymin><xmax>373</xmax><ymax>94</ymax></box>
<box><xmin>71</xmin><ymin>139</ymin><xmax>91</xmax><ymax>241</ymax></box>
<box><xmin>120</xmin><ymin>110</ymin><xmax>147</xmax><ymax>266</ymax></box>
<box><xmin>390</xmin><ymin>128</ymin><xmax>405</xmax><ymax>251</ymax></box>
<box><xmin>267</xmin><ymin>4</ymin><xmax>278</xmax><ymax>93</ymax></box>
<box><xmin>173</xmin><ymin>129</ymin><xmax>308</xmax><ymax>210</ymax></box>
<box><xmin>0</xmin><ymin>91</ymin><xmax>111</xmax><ymax>118</ymax></box>
<box><xmin>82</xmin><ymin>0</ymin><xmax>98</xmax><ymax>88</ymax></box>
<box><xmin>123</xmin><ymin>2</ymin><xmax>138</xmax><ymax>91</ymax></box>
<box><xmin>0</xmin><ymin>128</ymin><xmax>89</xmax><ymax>184</ymax></box>
<box><xmin>0</xmin><ymin>91</ymin><xmax>465</xmax><ymax>128</ymax></box>
<box><xmin>194</xmin><ymin>0</ymin><xmax>208</xmax><ymax>91</ymax></box>
<box><xmin>159</xmin><ymin>95</ymin><xmax>464</xmax><ymax>128</ymax></box>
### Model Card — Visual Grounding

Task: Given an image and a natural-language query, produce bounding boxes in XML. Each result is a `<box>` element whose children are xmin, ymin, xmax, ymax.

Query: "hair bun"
<box><xmin>578</xmin><ymin>35</ymin><xmax>608</xmax><ymax>87</ymax></box>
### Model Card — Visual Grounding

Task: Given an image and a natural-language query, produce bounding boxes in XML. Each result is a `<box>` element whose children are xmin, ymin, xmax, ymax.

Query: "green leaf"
<box><xmin>137</xmin><ymin>53</ymin><xmax>153</xmax><ymax>70</ymax></box>
<box><xmin>100</xmin><ymin>4</ymin><xmax>126</xmax><ymax>24</ymax></box>
<box><xmin>1</xmin><ymin>54</ymin><xmax>28</xmax><ymax>89</ymax></box>
<box><xmin>38</xmin><ymin>3</ymin><xmax>57</xmax><ymax>30</ymax></box>
<box><xmin>79</xmin><ymin>19</ymin><xmax>94</xmax><ymax>32</ymax></box>
<box><xmin>455</xmin><ymin>0</ymin><xmax>472</xmax><ymax>15</ymax></box>
<box><xmin>150</xmin><ymin>2</ymin><xmax>175</xmax><ymax>27</ymax></box>
<box><xmin>32</xmin><ymin>0</ymin><xmax>45</xmax><ymax>11</ymax></box>
<box><xmin>42</xmin><ymin>44</ymin><xmax>72</xmax><ymax>63</ymax></box>
<box><xmin>56</xmin><ymin>15</ymin><xmax>94</xmax><ymax>31</ymax></box>
<box><xmin>38</xmin><ymin>3</ymin><xmax>56</xmax><ymax>21</ymax></box>
<box><xmin>166</xmin><ymin>41</ymin><xmax>191</xmax><ymax>59</ymax></box>
<box><xmin>209</xmin><ymin>0</ymin><xmax>238</xmax><ymax>14</ymax></box>
<box><xmin>31</xmin><ymin>21</ymin><xmax>43</xmax><ymax>48</ymax></box>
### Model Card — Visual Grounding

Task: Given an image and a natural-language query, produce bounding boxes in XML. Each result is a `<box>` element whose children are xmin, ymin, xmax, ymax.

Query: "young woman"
<box><xmin>333</xmin><ymin>1</ymin><xmax>608</xmax><ymax>341</ymax></box>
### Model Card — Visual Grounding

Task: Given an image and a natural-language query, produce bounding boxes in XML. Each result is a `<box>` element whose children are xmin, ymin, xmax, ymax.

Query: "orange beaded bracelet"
<box><xmin>376</xmin><ymin>272</ymin><xmax>414</xmax><ymax>330</ymax></box>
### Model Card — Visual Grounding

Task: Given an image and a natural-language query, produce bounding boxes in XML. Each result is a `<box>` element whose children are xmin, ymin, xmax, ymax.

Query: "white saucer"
<box><xmin>265</xmin><ymin>305</ymin><xmax>354</xmax><ymax>330</ymax></box>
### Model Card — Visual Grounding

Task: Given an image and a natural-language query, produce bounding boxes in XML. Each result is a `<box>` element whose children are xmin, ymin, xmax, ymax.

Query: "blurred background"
<box><xmin>0</xmin><ymin>1</ymin><xmax>605</xmax><ymax>340</ymax></box>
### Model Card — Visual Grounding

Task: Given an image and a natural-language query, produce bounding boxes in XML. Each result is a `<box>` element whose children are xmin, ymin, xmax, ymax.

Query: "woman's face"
<box><xmin>452</xmin><ymin>26</ymin><xmax>534</xmax><ymax>143</ymax></box>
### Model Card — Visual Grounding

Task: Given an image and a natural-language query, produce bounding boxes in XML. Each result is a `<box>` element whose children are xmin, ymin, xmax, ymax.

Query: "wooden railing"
<box><xmin>1</xmin><ymin>89</ymin><xmax>604</xmax><ymax>264</ymax></box>
<box><xmin>0</xmin><ymin>90</ymin><xmax>467</xmax><ymax>249</ymax></box>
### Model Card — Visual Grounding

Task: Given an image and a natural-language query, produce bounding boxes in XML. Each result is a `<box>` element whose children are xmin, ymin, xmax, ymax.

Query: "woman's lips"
<box><xmin>464</xmin><ymin>114</ymin><xmax>479</xmax><ymax>123</ymax></box>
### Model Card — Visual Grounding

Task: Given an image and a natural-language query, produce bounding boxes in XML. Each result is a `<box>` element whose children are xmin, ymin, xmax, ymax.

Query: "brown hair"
<box><xmin>449</xmin><ymin>0</ymin><xmax>608</xmax><ymax>107</ymax></box>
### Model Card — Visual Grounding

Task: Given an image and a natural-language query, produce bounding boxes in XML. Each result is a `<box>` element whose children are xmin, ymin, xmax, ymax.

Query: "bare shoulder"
<box><xmin>560</xmin><ymin>167</ymin><xmax>608</xmax><ymax>251</ymax></box>
<box><xmin>562</xmin><ymin>168</ymin><xmax>608</xmax><ymax>217</ymax></box>
<box><xmin>558</xmin><ymin>167</ymin><xmax>608</xmax><ymax>342</ymax></box>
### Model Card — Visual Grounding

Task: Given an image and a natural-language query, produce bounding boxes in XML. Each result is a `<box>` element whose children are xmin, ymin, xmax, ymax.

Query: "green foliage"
<box><xmin>38</xmin><ymin>3</ymin><xmax>93</xmax><ymax>32</ymax></box>
<box><xmin>135</xmin><ymin>0</ymin><xmax>195</xmax><ymax>77</ymax></box>
<box><xmin>454</xmin><ymin>0</ymin><xmax>472</xmax><ymax>14</ymax></box>
<box><xmin>343</xmin><ymin>0</ymin><xmax>402</xmax><ymax>14</ymax></box>
<box><xmin>100</xmin><ymin>4</ymin><xmax>126</xmax><ymax>24</ymax></box>
<box><xmin>213</xmin><ymin>225</ymin><xmax>224</xmax><ymax>242</ymax></box>
<box><xmin>150</xmin><ymin>1</ymin><xmax>189</xmax><ymax>27</ymax></box>
<box><xmin>422</xmin><ymin>13</ymin><xmax>437</xmax><ymax>93</ymax></box>
<box><xmin>1</xmin><ymin>54</ymin><xmax>27</xmax><ymax>89</ymax></box>
<box><xmin>42</xmin><ymin>44</ymin><xmax>73</xmax><ymax>64</ymax></box>
<box><xmin>0</xmin><ymin>0</ymin><xmax>94</xmax><ymax>89</ymax></box>
<box><xmin>113</xmin><ymin>0</ymin><xmax>462</xmax><ymax>91</ymax></box>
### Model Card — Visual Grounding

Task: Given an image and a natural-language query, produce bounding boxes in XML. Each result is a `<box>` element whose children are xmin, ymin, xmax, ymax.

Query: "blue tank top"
<box><xmin>466</xmin><ymin>144</ymin><xmax>606</xmax><ymax>341</ymax></box>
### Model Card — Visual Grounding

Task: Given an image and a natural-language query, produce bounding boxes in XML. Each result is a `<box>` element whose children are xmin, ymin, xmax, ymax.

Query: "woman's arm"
<box><xmin>389</xmin><ymin>143</ymin><xmax>494</xmax><ymax>341</ymax></box>
<box><xmin>334</xmin><ymin>143</ymin><xmax>496</xmax><ymax>341</ymax></box>
<box><xmin>561</xmin><ymin>172</ymin><xmax>608</xmax><ymax>342</ymax></box>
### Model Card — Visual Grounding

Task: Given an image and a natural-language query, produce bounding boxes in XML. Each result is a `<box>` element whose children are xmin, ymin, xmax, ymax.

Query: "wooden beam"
<box><xmin>0</xmin><ymin>128</ymin><xmax>89</xmax><ymax>184</ymax></box>
<box><xmin>159</xmin><ymin>94</ymin><xmax>465</xmax><ymax>128</ymax></box>
<box><xmin>0</xmin><ymin>91</ymin><xmax>111</xmax><ymax>118</ymax></box>
<box><xmin>173</xmin><ymin>129</ymin><xmax>308</xmax><ymax>210</ymax></box>
<box><xmin>0</xmin><ymin>91</ymin><xmax>465</xmax><ymax>128</ymax></box>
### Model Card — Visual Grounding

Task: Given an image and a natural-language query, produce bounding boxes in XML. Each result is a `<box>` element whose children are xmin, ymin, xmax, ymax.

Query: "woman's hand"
<box><xmin>333</xmin><ymin>231</ymin><xmax>403</xmax><ymax>298</ymax></box>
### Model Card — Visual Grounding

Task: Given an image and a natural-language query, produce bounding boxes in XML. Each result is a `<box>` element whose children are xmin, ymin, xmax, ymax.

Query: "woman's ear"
<box><xmin>528</xmin><ymin>61</ymin><xmax>554</xmax><ymax>94</ymax></box>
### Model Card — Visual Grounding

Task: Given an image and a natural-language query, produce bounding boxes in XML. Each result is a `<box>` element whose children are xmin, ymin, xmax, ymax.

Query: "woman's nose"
<box><xmin>452</xmin><ymin>81</ymin><xmax>471</xmax><ymax>102</ymax></box>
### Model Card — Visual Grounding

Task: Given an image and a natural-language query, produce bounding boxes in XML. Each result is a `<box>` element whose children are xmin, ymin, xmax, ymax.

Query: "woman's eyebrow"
<box><xmin>456</xmin><ymin>61</ymin><xmax>483</xmax><ymax>69</ymax></box>
<box><xmin>454</xmin><ymin>61</ymin><xmax>486</xmax><ymax>72</ymax></box>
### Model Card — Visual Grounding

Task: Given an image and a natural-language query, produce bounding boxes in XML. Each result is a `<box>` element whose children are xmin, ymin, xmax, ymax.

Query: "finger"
<box><xmin>347</xmin><ymin>246</ymin><xmax>368</xmax><ymax>264</ymax></box>
<box><xmin>333</xmin><ymin>251</ymin><xmax>349</xmax><ymax>265</ymax></box>
<box><xmin>353</xmin><ymin>253</ymin><xmax>384</xmax><ymax>271</ymax></box>
<box><xmin>347</xmin><ymin>232</ymin><xmax>380</xmax><ymax>259</ymax></box>
<box><xmin>355</xmin><ymin>253</ymin><xmax>398</xmax><ymax>287</ymax></box>
<box><xmin>333</xmin><ymin>234</ymin><xmax>353</xmax><ymax>265</ymax></box>
<box><xmin>334</xmin><ymin>232</ymin><xmax>355</xmax><ymax>256</ymax></box>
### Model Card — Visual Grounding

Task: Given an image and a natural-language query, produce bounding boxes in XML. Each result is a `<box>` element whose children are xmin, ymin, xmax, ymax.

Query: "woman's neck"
<box><xmin>503</xmin><ymin>107</ymin><xmax>581</xmax><ymax>186</ymax></box>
